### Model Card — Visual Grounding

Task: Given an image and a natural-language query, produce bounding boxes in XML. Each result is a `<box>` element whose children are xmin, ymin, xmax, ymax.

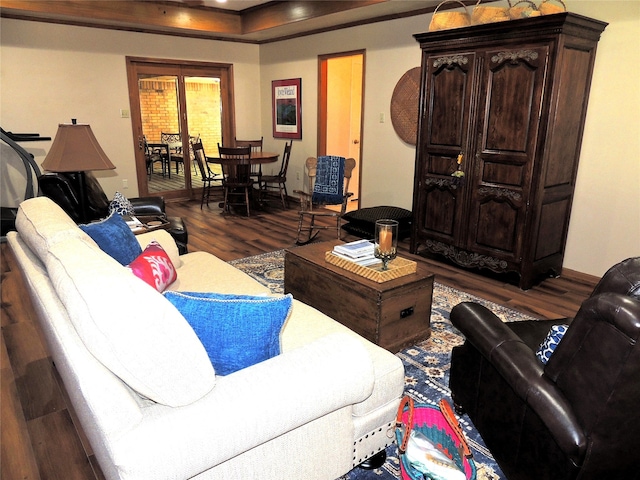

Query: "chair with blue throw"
<box><xmin>294</xmin><ymin>155</ymin><xmax>356</xmax><ymax>245</ymax></box>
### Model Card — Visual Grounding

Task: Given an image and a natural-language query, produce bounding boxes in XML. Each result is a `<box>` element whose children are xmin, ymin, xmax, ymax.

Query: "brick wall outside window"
<box><xmin>140</xmin><ymin>79</ymin><xmax>222</xmax><ymax>156</ymax></box>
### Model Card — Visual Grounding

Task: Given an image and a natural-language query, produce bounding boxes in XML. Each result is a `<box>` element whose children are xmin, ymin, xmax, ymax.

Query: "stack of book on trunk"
<box><xmin>332</xmin><ymin>240</ymin><xmax>381</xmax><ymax>267</ymax></box>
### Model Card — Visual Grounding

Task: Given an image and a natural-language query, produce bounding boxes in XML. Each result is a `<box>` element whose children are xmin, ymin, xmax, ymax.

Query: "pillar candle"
<box><xmin>379</xmin><ymin>228</ymin><xmax>392</xmax><ymax>253</ymax></box>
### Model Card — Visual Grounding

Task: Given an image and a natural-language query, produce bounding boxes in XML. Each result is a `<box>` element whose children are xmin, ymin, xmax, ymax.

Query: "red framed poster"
<box><xmin>272</xmin><ymin>78</ymin><xmax>302</xmax><ymax>139</ymax></box>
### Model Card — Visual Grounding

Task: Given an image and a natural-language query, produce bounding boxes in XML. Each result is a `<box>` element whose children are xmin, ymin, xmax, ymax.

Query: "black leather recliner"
<box><xmin>39</xmin><ymin>171</ymin><xmax>188</xmax><ymax>254</ymax></box>
<box><xmin>449</xmin><ymin>257</ymin><xmax>640</xmax><ymax>480</ymax></box>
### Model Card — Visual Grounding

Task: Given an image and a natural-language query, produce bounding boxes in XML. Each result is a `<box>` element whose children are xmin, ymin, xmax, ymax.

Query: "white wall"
<box><xmin>259</xmin><ymin>19</ymin><xmax>424</xmax><ymax>206</ymax></box>
<box><xmin>260</xmin><ymin>1</ymin><xmax>640</xmax><ymax>277</ymax></box>
<box><xmin>0</xmin><ymin>19</ymin><xmax>260</xmax><ymax>197</ymax></box>
<box><xmin>1</xmin><ymin>2</ymin><xmax>638</xmax><ymax>277</ymax></box>
<box><xmin>560</xmin><ymin>1</ymin><xmax>640</xmax><ymax>276</ymax></box>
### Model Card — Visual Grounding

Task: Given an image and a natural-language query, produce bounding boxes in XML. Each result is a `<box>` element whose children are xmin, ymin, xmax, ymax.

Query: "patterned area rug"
<box><xmin>229</xmin><ymin>250</ymin><xmax>537</xmax><ymax>480</ymax></box>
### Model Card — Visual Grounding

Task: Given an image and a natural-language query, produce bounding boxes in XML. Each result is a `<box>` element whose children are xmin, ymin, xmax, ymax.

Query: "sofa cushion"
<box><xmin>164</xmin><ymin>291</ymin><xmax>293</xmax><ymax>376</ymax></box>
<box><xmin>80</xmin><ymin>212</ymin><xmax>142</xmax><ymax>265</ymax></box>
<box><xmin>165</xmin><ymin>251</ymin><xmax>268</xmax><ymax>295</ymax></box>
<box><xmin>108</xmin><ymin>191</ymin><xmax>135</xmax><ymax>216</ymax></box>
<box><xmin>128</xmin><ymin>241</ymin><xmax>177</xmax><ymax>292</ymax></box>
<box><xmin>45</xmin><ymin>237</ymin><xmax>216</xmax><ymax>406</ymax></box>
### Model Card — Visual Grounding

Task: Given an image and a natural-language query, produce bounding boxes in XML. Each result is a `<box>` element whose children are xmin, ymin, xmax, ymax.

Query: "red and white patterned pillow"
<box><xmin>128</xmin><ymin>241</ymin><xmax>177</xmax><ymax>292</ymax></box>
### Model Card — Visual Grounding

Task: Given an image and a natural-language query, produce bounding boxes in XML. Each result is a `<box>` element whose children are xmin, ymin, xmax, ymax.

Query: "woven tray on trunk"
<box><xmin>325</xmin><ymin>252</ymin><xmax>417</xmax><ymax>283</ymax></box>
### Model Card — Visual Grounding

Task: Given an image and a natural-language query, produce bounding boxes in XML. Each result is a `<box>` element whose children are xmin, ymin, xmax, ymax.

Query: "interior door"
<box><xmin>126</xmin><ymin>57</ymin><xmax>235</xmax><ymax>199</ymax></box>
<box><xmin>318</xmin><ymin>51</ymin><xmax>364</xmax><ymax>212</ymax></box>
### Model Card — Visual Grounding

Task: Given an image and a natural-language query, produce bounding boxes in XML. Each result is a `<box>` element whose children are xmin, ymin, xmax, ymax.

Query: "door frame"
<box><xmin>318</xmin><ymin>50</ymin><xmax>365</xmax><ymax>211</ymax></box>
<box><xmin>126</xmin><ymin>56</ymin><xmax>236</xmax><ymax>198</ymax></box>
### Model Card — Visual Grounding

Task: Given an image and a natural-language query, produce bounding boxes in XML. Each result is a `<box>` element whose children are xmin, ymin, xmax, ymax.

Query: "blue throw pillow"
<box><xmin>164</xmin><ymin>291</ymin><xmax>293</xmax><ymax>376</ymax></box>
<box><xmin>80</xmin><ymin>212</ymin><xmax>142</xmax><ymax>266</ymax></box>
<box><xmin>536</xmin><ymin>324</ymin><xmax>569</xmax><ymax>365</ymax></box>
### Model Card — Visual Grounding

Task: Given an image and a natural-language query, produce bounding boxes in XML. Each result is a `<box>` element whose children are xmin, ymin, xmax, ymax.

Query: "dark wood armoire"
<box><xmin>410</xmin><ymin>13</ymin><xmax>607</xmax><ymax>289</ymax></box>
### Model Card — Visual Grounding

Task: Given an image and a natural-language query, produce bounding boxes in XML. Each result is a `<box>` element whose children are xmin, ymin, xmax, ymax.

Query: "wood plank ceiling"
<box><xmin>0</xmin><ymin>0</ymin><xmax>444</xmax><ymax>43</ymax></box>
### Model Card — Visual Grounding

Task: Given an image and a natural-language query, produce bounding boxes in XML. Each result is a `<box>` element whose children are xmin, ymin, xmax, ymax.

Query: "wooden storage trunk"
<box><xmin>284</xmin><ymin>241</ymin><xmax>434</xmax><ymax>352</ymax></box>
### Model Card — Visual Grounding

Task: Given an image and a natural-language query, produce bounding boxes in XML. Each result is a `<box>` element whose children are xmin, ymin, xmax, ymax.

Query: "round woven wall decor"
<box><xmin>391</xmin><ymin>67</ymin><xmax>421</xmax><ymax>146</ymax></box>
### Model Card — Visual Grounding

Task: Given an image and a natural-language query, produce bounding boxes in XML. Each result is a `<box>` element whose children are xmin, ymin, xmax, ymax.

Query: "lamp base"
<box><xmin>75</xmin><ymin>171</ymin><xmax>90</xmax><ymax>224</ymax></box>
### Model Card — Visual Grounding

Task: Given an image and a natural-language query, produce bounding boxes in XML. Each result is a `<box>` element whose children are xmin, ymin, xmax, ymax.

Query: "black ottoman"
<box><xmin>341</xmin><ymin>206</ymin><xmax>412</xmax><ymax>240</ymax></box>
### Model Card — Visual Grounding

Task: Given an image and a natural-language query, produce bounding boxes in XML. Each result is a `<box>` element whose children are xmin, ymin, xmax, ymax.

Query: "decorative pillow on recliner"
<box><xmin>163</xmin><ymin>291</ymin><xmax>293</xmax><ymax>376</ymax></box>
<box><xmin>109</xmin><ymin>191</ymin><xmax>135</xmax><ymax>216</ymax></box>
<box><xmin>128</xmin><ymin>241</ymin><xmax>177</xmax><ymax>292</ymax></box>
<box><xmin>79</xmin><ymin>212</ymin><xmax>142</xmax><ymax>265</ymax></box>
<box><xmin>536</xmin><ymin>324</ymin><xmax>569</xmax><ymax>364</ymax></box>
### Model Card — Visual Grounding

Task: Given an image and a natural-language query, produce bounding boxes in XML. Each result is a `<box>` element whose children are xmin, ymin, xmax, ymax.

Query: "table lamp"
<box><xmin>41</xmin><ymin>120</ymin><xmax>115</xmax><ymax>223</ymax></box>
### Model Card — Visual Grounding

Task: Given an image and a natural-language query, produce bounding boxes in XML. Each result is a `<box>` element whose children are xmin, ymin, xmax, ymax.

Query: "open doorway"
<box><xmin>126</xmin><ymin>57</ymin><xmax>235</xmax><ymax>199</ymax></box>
<box><xmin>318</xmin><ymin>50</ymin><xmax>365</xmax><ymax>212</ymax></box>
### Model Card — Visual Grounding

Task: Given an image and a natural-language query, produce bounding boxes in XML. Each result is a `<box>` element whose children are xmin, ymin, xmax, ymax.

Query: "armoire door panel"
<box><xmin>481</xmin><ymin>161</ymin><xmax>526</xmax><ymax>186</ymax></box>
<box><xmin>481</xmin><ymin>47</ymin><xmax>548</xmax><ymax>154</ymax></box>
<box><xmin>535</xmin><ymin>199</ymin><xmax>571</xmax><ymax>260</ymax></box>
<box><xmin>420</xmin><ymin>184</ymin><xmax>460</xmax><ymax>240</ymax></box>
<box><xmin>429</xmin><ymin>154</ymin><xmax>462</xmax><ymax>176</ymax></box>
<box><xmin>544</xmin><ymin>47</ymin><xmax>593</xmax><ymax>188</ymax></box>
<box><xmin>472</xmin><ymin>199</ymin><xmax>519</xmax><ymax>253</ymax></box>
<box><xmin>466</xmin><ymin>46</ymin><xmax>548</xmax><ymax>259</ymax></box>
<box><xmin>468</xmin><ymin>189</ymin><xmax>523</xmax><ymax>257</ymax></box>
<box><xmin>426</xmin><ymin>53</ymin><xmax>476</xmax><ymax>149</ymax></box>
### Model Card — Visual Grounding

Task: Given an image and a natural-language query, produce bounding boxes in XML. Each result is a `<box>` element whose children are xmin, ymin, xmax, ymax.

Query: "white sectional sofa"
<box><xmin>7</xmin><ymin>197</ymin><xmax>405</xmax><ymax>480</ymax></box>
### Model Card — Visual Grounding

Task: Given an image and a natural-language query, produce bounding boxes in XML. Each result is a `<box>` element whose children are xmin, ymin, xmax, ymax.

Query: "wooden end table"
<box><xmin>284</xmin><ymin>240</ymin><xmax>434</xmax><ymax>352</ymax></box>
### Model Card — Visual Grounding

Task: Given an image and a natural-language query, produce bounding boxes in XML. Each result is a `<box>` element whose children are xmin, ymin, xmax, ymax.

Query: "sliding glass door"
<box><xmin>126</xmin><ymin>58</ymin><xmax>235</xmax><ymax>198</ymax></box>
<box><xmin>184</xmin><ymin>75</ymin><xmax>225</xmax><ymax>180</ymax></box>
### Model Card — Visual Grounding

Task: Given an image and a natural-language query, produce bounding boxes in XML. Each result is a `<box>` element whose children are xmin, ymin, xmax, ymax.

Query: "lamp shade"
<box><xmin>42</xmin><ymin>123</ymin><xmax>116</xmax><ymax>172</ymax></box>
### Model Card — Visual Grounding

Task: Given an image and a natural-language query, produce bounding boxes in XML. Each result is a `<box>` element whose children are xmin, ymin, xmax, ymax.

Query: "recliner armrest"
<box><xmin>450</xmin><ymin>302</ymin><xmax>524</xmax><ymax>357</ymax></box>
<box><xmin>130</xmin><ymin>196</ymin><xmax>165</xmax><ymax>216</ymax></box>
<box><xmin>451</xmin><ymin>302</ymin><xmax>549</xmax><ymax>397</ymax></box>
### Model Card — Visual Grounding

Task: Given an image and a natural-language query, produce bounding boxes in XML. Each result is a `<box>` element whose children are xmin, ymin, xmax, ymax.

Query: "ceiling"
<box><xmin>198</xmin><ymin>1</ymin><xmax>274</xmax><ymax>11</ymax></box>
<box><xmin>0</xmin><ymin>0</ymin><xmax>444</xmax><ymax>43</ymax></box>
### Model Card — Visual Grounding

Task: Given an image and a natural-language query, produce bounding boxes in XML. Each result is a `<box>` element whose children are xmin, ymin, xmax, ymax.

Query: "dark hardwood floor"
<box><xmin>1</xmin><ymin>196</ymin><xmax>598</xmax><ymax>480</ymax></box>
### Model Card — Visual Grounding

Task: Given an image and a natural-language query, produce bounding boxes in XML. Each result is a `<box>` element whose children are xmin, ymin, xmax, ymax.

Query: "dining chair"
<box><xmin>260</xmin><ymin>139</ymin><xmax>292</xmax><ymax>209</ymax></box>
<box><xmin>294</xmin><ymin>155</ymin><xmax>356</xmax><ymax>245</ymax></box>
<box><xmin>186</xmin><ymin>134</ymin><xmax>200</xmax><ymax>176</ymax></box>
<box><xmin>218</xmin><ymin>144</ymin><xmax>253</xmax><ymax>216</ymax></box>
<box><xmin>192</xmin><ymin>140</ymin><xmax>221</xmax><ymax>209</ymax></box>
<box><xmin>235</xmin><ymin>136</ymin><xmax>263</xmax><ymax>184</ymax></box>
<box><xmin>161</xmin><ymin>132</ymin><xmax>200</xmax><ymax>176</ymax></box>
<box><xmin>143</xmin><ymin>136</ymin><xmax>166</xmax><ymax>179</ymax></box>
<box><xmin>160</xmin><ymin>132</ymin><xmax>180</xmax><ymax>176</ymax></box>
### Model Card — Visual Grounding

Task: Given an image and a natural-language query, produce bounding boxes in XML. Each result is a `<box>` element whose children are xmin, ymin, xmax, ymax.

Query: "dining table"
<box><xmin>207</xmin><ymin>151</ymin><xmax>280</xmax><ymax>190</ymax></box>
<box><xmin>205</xmin><ymin>151</ymin><xmax>279</xmax><ymax>165</ymax></box>
<box><xmin>205</xmin><ymin>151</ymin><xmax>280</xmax><ymax>210</ymax></box>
